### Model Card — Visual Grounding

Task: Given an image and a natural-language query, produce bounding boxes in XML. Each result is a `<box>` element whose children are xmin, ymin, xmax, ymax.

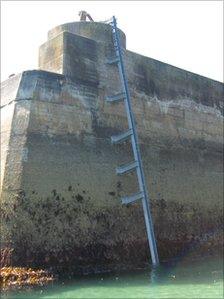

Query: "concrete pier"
<box><xmin>1</xmin><ymin>21</ymin><xmax>223</xmax><ymax>270</ymax></box>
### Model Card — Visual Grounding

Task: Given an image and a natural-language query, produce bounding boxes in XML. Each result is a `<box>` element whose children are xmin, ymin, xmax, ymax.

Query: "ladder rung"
<box><xmin>106</xmin><ymin>92</ymin><xmax>126</xmax><ymax>102</ymax></box>
<box><xmin>121</xmin><ymin>191</ymin><xmax>144</xmax><ymax>205</ymax></box>
<box><xmin>106</xmin><ymin>57</ymin><xmax>119</xmax><ymax>65</ymax></box>
<box><xmin>116</xmin><ymin>161</ymin><xmax>138</xmax><ymax>175</ymax></box>
<box><xmin>111</xmin><ymin>129</ymin><xmax>133</xmax><ymax>144</ymax></box>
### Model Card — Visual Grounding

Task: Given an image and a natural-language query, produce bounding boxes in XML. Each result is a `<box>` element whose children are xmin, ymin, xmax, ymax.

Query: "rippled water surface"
<box><xmin>3</xmin><ymin>256</ymin><xmax>223</xmax><ymax>298</ymax></box>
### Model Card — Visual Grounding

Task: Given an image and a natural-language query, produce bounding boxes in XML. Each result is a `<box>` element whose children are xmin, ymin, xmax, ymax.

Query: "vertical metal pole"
<box><xmin>112</xmin><ymin>16</ymin><xmax>159</xmax><ymax>266</ymax></box>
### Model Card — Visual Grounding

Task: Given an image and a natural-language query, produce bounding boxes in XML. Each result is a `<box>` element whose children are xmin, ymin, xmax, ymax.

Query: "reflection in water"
<box><xmin>2</xmin><ymin>256</ymin><xmax>223</xmax><ymax>299</ymax></box>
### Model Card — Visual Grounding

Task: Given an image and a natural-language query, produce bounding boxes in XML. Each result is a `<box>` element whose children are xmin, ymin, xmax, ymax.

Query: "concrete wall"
<box><xmin>1</xmin><ymin>21</ymin><xmax>223</xmax><ymax>271</ymax></box>
<box><xmin>1</xmin><ymin>74</ymin><xmax>22</xmax><ymax>189</ymax></box>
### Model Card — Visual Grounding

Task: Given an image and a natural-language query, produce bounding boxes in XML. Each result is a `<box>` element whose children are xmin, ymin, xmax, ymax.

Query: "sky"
<box><xmin>1</xmin><ymin>1</ymin><xmax>223</xmax><ymax>82</ymax></box>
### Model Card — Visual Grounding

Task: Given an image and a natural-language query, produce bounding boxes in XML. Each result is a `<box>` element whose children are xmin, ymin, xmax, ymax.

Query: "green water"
<box><xmin>3</xmin><ymin>256</ymin><xmax>223</xmax><ymax>298</ymax></box>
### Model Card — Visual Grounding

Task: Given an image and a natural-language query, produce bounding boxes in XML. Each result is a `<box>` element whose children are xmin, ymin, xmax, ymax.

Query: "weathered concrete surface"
<box><xmin>1</xmin><ymin>21</ymin><xmax>223</xmax><ymax>271</ymax></box>
<box><xmin>1</xmin><ymin>74</ymin><xmax>23</xmax><ymax>190</ymax></box>
<box><xmin>47</xmin><ymin>21</ymin><xmax>126</xmax><ymax>48</ymax></box>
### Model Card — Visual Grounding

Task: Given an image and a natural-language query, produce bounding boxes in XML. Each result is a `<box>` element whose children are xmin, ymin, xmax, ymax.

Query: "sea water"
<box><xmin>3</xmin><ymin>256</ymin><xmax>223</xmax><ymax>298</ymax></box>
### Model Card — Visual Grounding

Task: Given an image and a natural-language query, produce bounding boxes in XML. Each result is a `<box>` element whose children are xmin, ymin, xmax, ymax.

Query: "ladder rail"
<box><xmin>111</xmin><ymin>16</ymin><xmax>159</xmax><ymax>266</ymax></box>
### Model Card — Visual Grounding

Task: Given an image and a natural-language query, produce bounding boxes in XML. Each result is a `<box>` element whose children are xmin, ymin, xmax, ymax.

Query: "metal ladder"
<box><xmin>106</xmin><ymin>16</ymin><xmax>159</xmax><ymax>267</ymax></box>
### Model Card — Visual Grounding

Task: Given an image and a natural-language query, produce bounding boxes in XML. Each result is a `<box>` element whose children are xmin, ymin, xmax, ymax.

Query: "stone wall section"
<box><xmin>1</xmin><ymin>74</ymin><xmax>22</xmax><ymax>190</ymax></box>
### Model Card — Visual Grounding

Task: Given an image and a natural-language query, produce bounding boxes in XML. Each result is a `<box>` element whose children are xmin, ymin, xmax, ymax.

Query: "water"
<box><xmin>3</xmin><ymin>256</ymin><xmax>223</xmax><ymax>299</ymax></box>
